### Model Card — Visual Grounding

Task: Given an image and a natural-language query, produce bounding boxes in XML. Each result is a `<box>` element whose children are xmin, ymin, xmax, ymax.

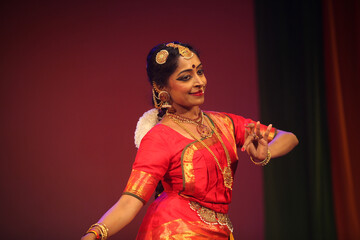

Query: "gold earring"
<box><xmin>158</xmin><ymin>91</ymin><xmax>171</xmax><ymax>108</ymax></box>
<box><xmin>152</xmin><ymin>82</ymin><xmax>173</xmax><ymax>110</ymax></box>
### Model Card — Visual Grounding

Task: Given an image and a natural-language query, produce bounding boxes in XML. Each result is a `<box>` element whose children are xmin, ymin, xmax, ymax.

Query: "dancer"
<box><xmin>81</xmin><ymin>42</ymin><xmax>298</xmax><ymax>240</ymax></box>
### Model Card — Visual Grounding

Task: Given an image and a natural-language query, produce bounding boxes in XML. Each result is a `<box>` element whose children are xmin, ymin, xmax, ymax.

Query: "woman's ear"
<box><xmin>162</xmin><ymin>86</ymin><xmax>170</xmax><ymax>93</ymax></box>
<box><xmin>160</xmin><ymin>84</ymin><xmax>170</xmax><ymax>93</ymax></box>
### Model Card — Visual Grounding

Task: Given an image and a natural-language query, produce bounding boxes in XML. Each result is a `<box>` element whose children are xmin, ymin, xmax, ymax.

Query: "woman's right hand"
<box><xmin>81</xmin><ymin>233</ymin><xmax>96</xmax><ymax>240</ymax></box>
<box><xmin>80</xmin><ymin>193</ymin><xmax>144</xmax><ymax>240</ymax></box>
<box><xmin>242</xmin><ymin>121</ymin><xmax>272</xmax><ymax>160</ymax></box>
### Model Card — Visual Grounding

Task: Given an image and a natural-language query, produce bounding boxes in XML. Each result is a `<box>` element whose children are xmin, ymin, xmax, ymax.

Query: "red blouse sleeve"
<box><xmin>224</xmin><ymin>113</ymin><xmax>277</xmax><ymax>147</ymax></box>
<box><xmin>123</xmin><ymin>126</ymin><xmax>171</xmax><ymax>204</ymax></box>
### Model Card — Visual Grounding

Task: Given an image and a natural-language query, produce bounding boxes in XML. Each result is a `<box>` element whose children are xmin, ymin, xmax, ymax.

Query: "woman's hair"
<box><xmin>146</xmin><ymin>41</ymin><xmax>199</xmax><ymax>88</ymax></box>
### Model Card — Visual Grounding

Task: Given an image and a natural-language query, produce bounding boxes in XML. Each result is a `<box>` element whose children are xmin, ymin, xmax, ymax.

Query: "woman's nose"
<box><xmin>194</xmin><ymin>75</ymin><xmax>205</xmax><ymax>86</ymax></box>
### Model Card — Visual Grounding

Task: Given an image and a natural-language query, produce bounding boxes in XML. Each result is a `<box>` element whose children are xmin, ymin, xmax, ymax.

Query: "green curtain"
<box><xmin>254</xmin><ymin>0</ymin><xmax>336</xmax><ymax>239</ymax></box>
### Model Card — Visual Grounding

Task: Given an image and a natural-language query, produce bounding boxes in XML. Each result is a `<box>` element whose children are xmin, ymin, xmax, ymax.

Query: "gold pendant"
<box><xmin>197</xmin><ymin>124</ymin><xmax>212</xmax><ymax>138</ymax></box>
<box><xmin>223</xmin><ymin>167</ymin><xmax>233</xmax><ymax>189</ymax></box>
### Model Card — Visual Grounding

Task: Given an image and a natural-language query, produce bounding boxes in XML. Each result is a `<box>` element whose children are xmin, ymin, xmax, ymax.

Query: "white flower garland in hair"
<box><xmin>134</xmin><ymin>108</ymin><xmax>160</xmax><ymax>148</ymax></box>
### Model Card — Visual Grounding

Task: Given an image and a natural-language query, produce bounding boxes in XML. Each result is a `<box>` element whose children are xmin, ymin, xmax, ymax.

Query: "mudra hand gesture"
<box><xmin>242</xmin><ymin>121</ymin><xmax>272</xmax><ymax>162</ymax></box>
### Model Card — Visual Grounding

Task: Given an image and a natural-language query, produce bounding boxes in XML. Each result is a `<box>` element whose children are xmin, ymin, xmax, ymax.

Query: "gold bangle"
<box><xmin>86</xmin><ymin>230</ymin><xmax>100</xmax><ymax>239</ymax></box>
<box><xmin>87</xmin><ymin>223</ymin><xmax>109</xmax><ymax>240</ymax></box>
<box><xmin>250</xmin><ymin>150</ymin><xmax>271</xmax><ymax>166</ymax></box>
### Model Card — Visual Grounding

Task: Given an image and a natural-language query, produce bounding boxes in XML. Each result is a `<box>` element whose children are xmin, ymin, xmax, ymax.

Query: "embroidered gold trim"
<box><xmin>123</xmin><ymin>169</ymin><xmax>158</xmax><ymax>204</ymax></box>
<box><xmin>189</xmin><ymin>201</ymin><xmax>233</xmax><ymax>232</ymax></box>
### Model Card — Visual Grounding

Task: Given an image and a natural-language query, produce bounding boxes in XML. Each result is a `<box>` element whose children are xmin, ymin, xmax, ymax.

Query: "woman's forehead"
<box><xmin>176</xmin><ymin>55</ymin><xmax>201</xmax><ymax>71</ymax></box>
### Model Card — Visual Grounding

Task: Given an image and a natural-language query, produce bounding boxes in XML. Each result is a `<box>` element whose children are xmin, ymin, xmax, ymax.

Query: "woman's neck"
<box><xmin>171</xmin><ymin>105</ymin><xmax>201</xmax><ymax>119</ymax></box>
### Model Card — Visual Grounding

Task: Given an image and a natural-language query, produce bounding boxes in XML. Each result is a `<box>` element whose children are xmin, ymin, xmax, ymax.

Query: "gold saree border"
<box><xmin>211</xmin><ymin>111</ymin><xmax>277</xmax><ymax>143</ymax></box>
<box><xmin>180</xmin><ymin>143</ymin><xmax>198</xmax><ymax>195</ymax></box>
<box><xmin>206</xmin><ymin>112</ymin><xmax>238</xmax><ymax>159</ymax></box>
<box><xmin>267</xmin><ymin>128</ymin><xmax>277</xmax><ymax>141</ymax></box>
<box><xmin>141</xmin><ymin>218</ymin><xmax>230</xmax><ymax>240</ymax></box>
<box><xmin>179</xmin><ymin>112</ymin><xmax>237</xmax><ymax>196</ymax></box>
<box><xmin>123</xmin><ymin>169</ymin><xmax>158</xmax><ymax>204</ymax></box>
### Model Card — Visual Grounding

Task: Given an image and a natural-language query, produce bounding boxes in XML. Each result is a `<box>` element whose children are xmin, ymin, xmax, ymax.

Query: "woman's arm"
<box><xmin>242</xmin><ymin>122</ymin><xmax>298</xmax><ymax>161</ymax></box>
<box><xmin>268</xmin><ymin>130</ymin><xmax>298</xmax><ymax>158</ymax></box>
<box><xmin>81</xmin><ymin>194</ymin><xmax>143</xmax><ymax>240</ymax></box>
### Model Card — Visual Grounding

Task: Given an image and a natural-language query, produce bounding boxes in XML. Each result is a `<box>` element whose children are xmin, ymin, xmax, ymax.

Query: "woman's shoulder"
<box><xmin>145</xmin><ymin>123</ymin><xmax>169</xmax><ymax>135</ymax></box>
<box><xmin>136</xmin><ymin>124</ymin><xmax>171</xmax><ymax>149</ymax></box>
<box><xmin>138</xmin><ymin>124</ymin><xmax>191</xmax><ymax>153</ymax></box>
<box><xmin>204</xmin><ymin>110</ymin><xmax>250</xmax><ymax>129</ymax></box>
<box><xmin>204</xmin><ymin>110</ymin><xmax>244</xmax><ymax>120</ymax></box>
<box><xmin>204</xmin><ymin>110</ymin><xmax>229</xmax><ymax>116</ymax></box>
<box><xmin>142</xmin><ymin>123</ymin><xmax>179</xmax><ymax>141</ymax></box>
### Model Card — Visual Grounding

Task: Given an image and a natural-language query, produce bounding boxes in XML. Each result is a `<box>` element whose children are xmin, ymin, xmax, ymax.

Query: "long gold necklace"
<box><xmin>166</xmin><ymin>111</ymin><xmax>212</xmax><ymax>138</ymax></box>
<box><xmin>169</xmin><ymin>113</ymin><xmax>233</xmax><ymax>190</ymax></box>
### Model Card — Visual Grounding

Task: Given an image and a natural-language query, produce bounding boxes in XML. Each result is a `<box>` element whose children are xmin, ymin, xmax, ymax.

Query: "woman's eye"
<box><xmin>197</xmin><ymin>69</ymin><xmax>204</xmax><ymax>75</ymax></box>
<box><xmin>177</xmin><ymin>75</ymin><xmax>192</xmax><ymax>81</ymax></box>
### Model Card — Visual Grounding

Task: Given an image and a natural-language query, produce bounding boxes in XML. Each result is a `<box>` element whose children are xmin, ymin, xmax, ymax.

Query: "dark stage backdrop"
<box><xmin>255</xmin><ymin>0</ymin><xmax>360</xmax><ymax>239</ymax></box>
<box><xmin>0</xmin><ymin>1</ymin><xmax>266</xmax><ymax>239</ymax></box>
<box><xmin>254</xmin><ymin>0</ymin><xmax>337</xmax><ymax>239</ymax></box>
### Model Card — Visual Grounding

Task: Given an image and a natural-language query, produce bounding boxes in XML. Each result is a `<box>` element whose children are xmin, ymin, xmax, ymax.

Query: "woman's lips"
<box><xmin>190</xmin><ymin>91</ymin><xmax>204</xmax><ymax>96</ymax></box>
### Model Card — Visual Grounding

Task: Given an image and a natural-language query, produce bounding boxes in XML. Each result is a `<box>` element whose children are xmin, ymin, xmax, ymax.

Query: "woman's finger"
<box><xmin>255</xmin><ymin>121</ymin><xmax>261</xmax><ymax>137</ymax></box>
<box><xmin>245</xmin><ymin>122</ymin><xmax>255</xmax><ymax>133</ymax></box>
<box><xmin>247</xmin><ymin>142</ymin><xmax>257</xmax><ymax>155</ymax></box>
<box><xmin>241</xmin><ymin>130</ymin><xmax>253</xmax><ymax>151</ymax></box>
<box><xmin>263</xmin><ymin>124</ymin><xmax>272</xmax><ymax>141</ymax></box>
<box><xmin>244</xmin><ymin>127</ymin><xmax>250</xmax><ymax>139</ymax></box>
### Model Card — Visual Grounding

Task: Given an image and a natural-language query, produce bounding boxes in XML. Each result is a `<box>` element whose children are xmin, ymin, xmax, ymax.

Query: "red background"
<box><xmin>0</xmin><ymin>1</ymin><xmax>264</xmax><ymax>239</ymax></box>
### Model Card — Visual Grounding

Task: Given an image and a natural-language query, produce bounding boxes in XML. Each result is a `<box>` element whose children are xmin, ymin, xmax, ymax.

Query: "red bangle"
<box><xmin>87</xmin><ymin>230</ymin><xmax>101</xmax><ymax>240</ymax></box>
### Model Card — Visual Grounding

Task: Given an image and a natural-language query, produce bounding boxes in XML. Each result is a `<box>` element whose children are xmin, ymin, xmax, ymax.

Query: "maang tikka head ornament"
<box><xmin>155</xmin><ymin>43</ymin><xmax>194</xmax><ymax>64</ymax></box>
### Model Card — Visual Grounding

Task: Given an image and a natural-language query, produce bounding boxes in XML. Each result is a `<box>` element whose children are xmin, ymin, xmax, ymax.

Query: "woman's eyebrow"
<box><xmin>176</xmin><ymin>63</ymin><xmax>202</xmax><ymax>76</ymax></box>
<box><xmin>177</xmin><ymin>69</ymin><xmax>192</xmax><ymax>76</ymax></box>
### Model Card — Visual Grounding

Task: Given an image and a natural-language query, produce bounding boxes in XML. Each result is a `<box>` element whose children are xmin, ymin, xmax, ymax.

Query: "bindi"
<box><xmin>192</xmin><ymin>64</ymin><xmax>195</xmax><ymax>68</ymax></box>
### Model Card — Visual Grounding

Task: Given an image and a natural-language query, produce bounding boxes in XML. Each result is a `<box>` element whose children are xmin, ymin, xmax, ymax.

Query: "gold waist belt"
<box><xmin>189</xmin><ymin>201</ymin><xmax>233</xmax><ymax>232</ymax></box>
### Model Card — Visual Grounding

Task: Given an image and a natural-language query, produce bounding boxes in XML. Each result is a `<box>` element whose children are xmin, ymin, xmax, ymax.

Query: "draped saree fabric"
<box><xmin>123</xmin><ymin>112</ymin><xmax>277</xmax><ymax>239</ymax></box>
<box><xmin>254</xmin><ymin>0</ymin><xmax>337</xmax><ymax>239</ymax></box>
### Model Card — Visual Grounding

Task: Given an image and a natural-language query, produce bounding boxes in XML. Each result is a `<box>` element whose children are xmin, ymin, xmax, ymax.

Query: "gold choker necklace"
<box><xmin>166</xmin><ymin>111</ymin><xmax>212</xmax><ymax>138</ymax></box>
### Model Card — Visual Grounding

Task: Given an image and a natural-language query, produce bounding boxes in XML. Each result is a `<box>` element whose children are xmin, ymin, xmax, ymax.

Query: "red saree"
<box><xmin>123</xmin><ymin>112</ymin><xmax>276</xmax><ymax>239</ymax></box>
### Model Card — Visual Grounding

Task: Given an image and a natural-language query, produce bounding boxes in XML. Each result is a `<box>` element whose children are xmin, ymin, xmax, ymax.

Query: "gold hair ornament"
<box><xmin>155</xmin><ymin>50</ymin><xmax>169</xmax><ymax>64</ymax></box>
<box><xmin>166</xmin><ymin>43</ymin><xmax>194</xmax><ymax>59</ymax></box>
<box><xmin>155</xmin><ymin>42</ymin><xmax>194</xmax><ymax>65</ymax></box>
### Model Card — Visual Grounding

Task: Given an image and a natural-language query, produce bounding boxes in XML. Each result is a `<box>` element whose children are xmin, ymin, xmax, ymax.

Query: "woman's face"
<box><xmin>165</xmin><ymin>54</ymin><xmax>207</xmax><ymax>111</ymax></box>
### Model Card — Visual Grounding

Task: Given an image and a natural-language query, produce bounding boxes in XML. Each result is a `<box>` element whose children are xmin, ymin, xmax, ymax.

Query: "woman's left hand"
<box><xmin>242</xmin><ymin>121</ymin><xmax>272</xmax><ymax>160</ymax></box>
